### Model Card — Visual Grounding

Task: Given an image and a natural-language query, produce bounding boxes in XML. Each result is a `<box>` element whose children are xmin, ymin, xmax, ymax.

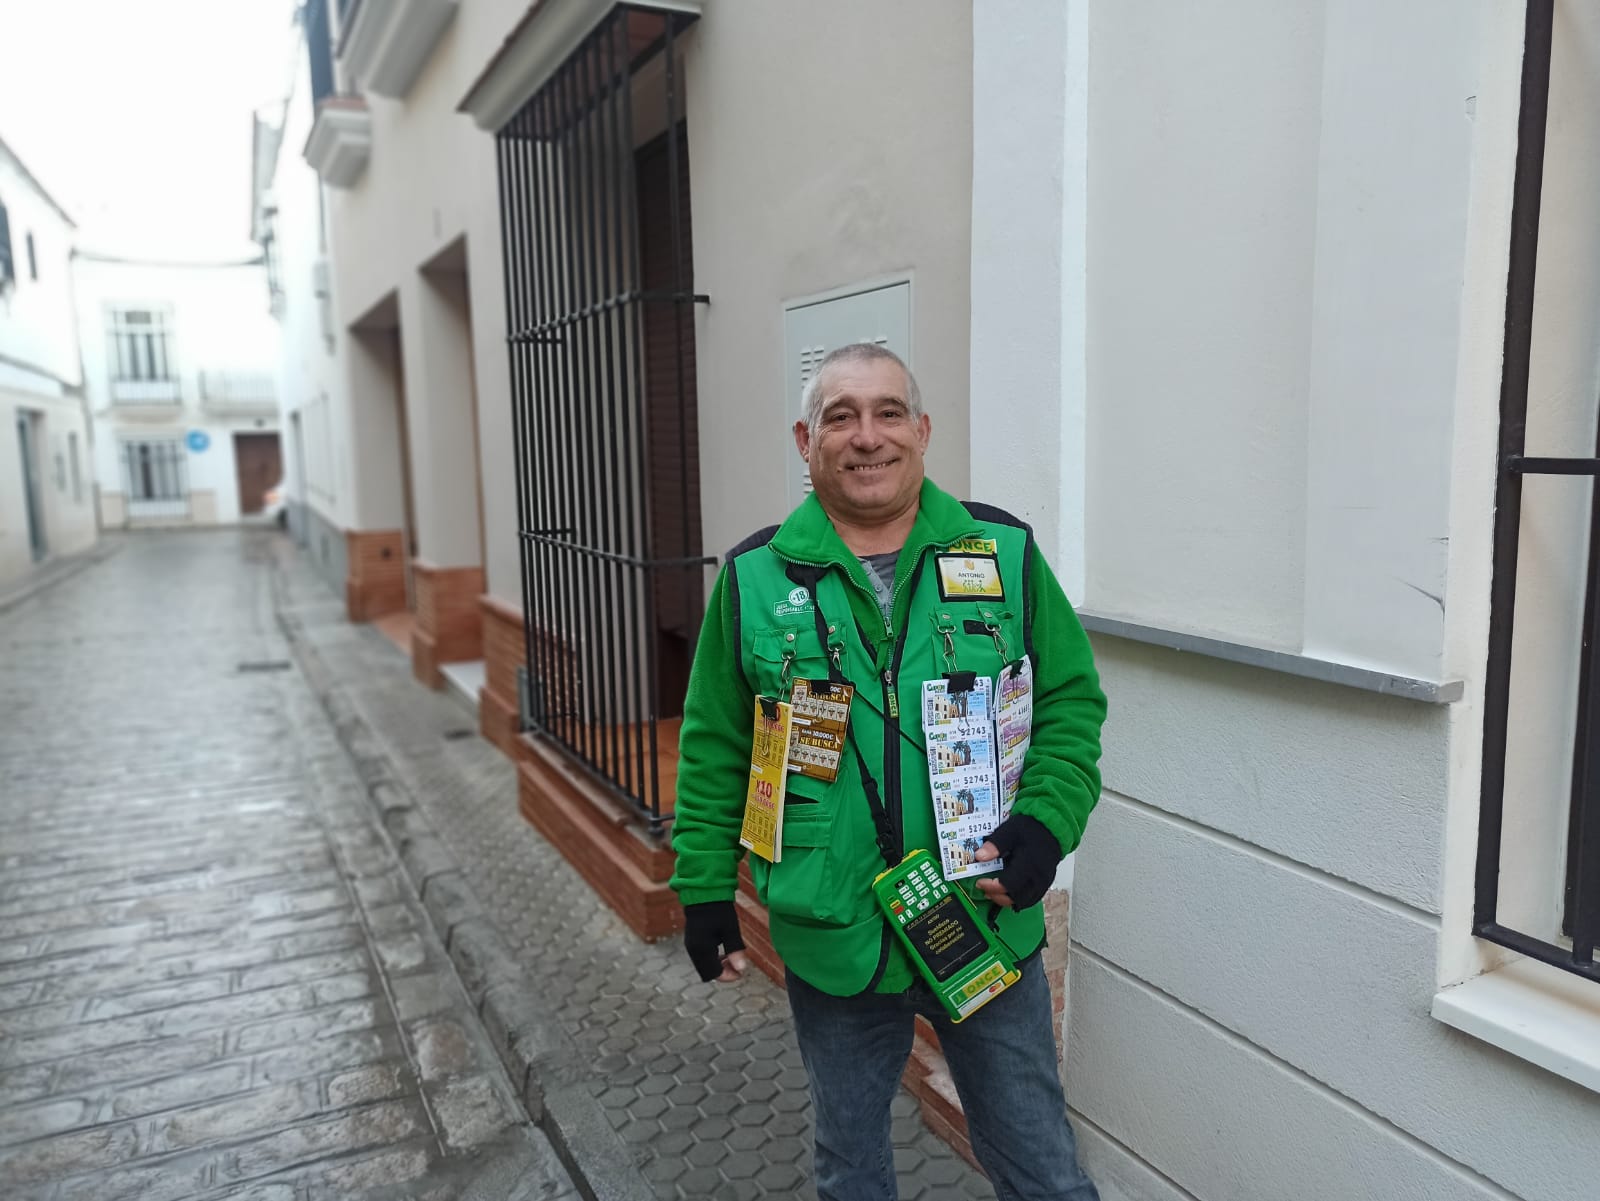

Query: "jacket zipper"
<box><xmin>776</xmin><ymin>539</ymin><xmax>949</xmax><ymax>990</ymax></box>
<box><xmin>882</xmin><ymin>548</ymin><xmax>931</xmax><ymax>858</ymax></box>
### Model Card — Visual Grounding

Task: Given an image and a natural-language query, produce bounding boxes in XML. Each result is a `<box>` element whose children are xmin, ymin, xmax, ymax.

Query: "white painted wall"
<box><xmin>973</xmin><ymin>1</ymin><xmax>1600</xmax><ymax>1199</ymax></box>
<box><xmin>0</xmin><ymin>138</ymin><xmax>95</xmax><ymax>586</ymax></box>
<box><xmin>318</xmin><ymin>0</ymin><xmax>513</xmax><ymax>591</ymax></box>
<box><xmin>969</xmin><ymin>0</ymin><xmax>1085</xmax><ymax>601</ymax></box>
<box><xmin>74</xmin><ymin>255</ymin><xmax>280</xmax><ymax>527</ymax></box>
<box><xmin>313</xmin><ymin>0</ymin><xmax>973</xmax><ymax>612</ymax></box>
<box><xmin>687</xmin><ymin>0</ymin><xmax>973</xmax><ymax>565</ymax></box>
<box><xmin>0</xmin><ymin>141</ymin><xmax>81</xmax><ymax>386</ymax></box>
<box><xmin>268</xmin><ymin>34</ymin><xmax>351</xmax><ymax>537</ymax></box>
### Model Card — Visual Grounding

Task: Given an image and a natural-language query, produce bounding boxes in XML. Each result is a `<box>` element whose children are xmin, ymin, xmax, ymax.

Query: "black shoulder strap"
<box><xmin>786</xmin><ymin>562</ymin><xmax>898</xmax><ymax>869</ymax></box>
<box><xmin>725</xmin><ymin>524</ymin><xmax>780</xmax><ymax>565</ymax></box>
<box><xmin>725</xmin><ymin>526</ymin><xmax>779</xmax><ymax>696</ymax></box>
<box><xmin>960</xmin><ymin>501</ymin><xmax>1038</xmax><ymax>660</ymax></box>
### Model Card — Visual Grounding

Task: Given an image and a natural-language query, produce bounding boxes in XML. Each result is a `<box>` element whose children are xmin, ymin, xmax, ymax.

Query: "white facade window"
<box><xmin>0</xmin><ymin>198</ymin><xmax>14</xmax><ymax>289</ymax></box>
<box><xmin>108</xmin><ymin>307</ymin><xmax>176</xmax><ymax>383</ymax></box>
<box><xmin>68</xmin><ymin>432</ymin><xmax>82</xmax><ymax>503</ymax></box>
<box><xmin>121</xmin><ymin>438</ymin><xmax>189</xmax><ymax>520</ymax></box>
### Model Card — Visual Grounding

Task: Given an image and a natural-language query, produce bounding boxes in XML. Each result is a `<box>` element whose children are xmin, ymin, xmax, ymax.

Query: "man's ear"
<box><xmin>916</xmin><ymin>412</ymin><xmax>932</xmax><ymax>450</ymax></box>
<box><xmin>793</xmin><ymin>420</ymin><xmax>811</xmax><ymax>460</ymax></box>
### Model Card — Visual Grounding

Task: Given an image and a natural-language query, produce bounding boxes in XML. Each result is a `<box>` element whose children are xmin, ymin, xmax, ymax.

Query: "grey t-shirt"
<box><xmin>858</xmin><ymin>551</ymin><xmax>900</xmax><ymax>623</ymax></box>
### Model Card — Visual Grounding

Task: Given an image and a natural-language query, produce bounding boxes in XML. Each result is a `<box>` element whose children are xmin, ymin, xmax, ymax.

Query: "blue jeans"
<box><xmin>786</xmin><ymin>959</ymin><xmax>1099</xmax><ymax>1201</ymax></box>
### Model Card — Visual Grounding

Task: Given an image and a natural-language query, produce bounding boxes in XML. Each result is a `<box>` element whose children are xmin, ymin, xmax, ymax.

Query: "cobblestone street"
<box><xmin>0</xmin><ymin>531</ymin><xmax>575</xmax><ymax>1200</ymax></box>
<box><xmin>0</xmin><ymin>530</ymin><xmax>994</xmax><ymax>1201</ymax></box>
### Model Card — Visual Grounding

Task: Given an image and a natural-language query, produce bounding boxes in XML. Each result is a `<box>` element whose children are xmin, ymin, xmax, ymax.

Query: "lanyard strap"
<box><xmin>791</xmin><ymin>565</ymin><xmax>900</xmax><ymax>869</ymax></box>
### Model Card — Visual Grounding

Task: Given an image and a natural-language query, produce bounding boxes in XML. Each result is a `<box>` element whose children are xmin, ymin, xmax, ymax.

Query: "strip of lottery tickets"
<box><xmin>922</xmin><ymin>676</ymin><xmax>1003</xmax><ymax>880</ymax></box>
<box><xmin>921</xmin><ymin>661</ymin><xmax>1035</xmax><ymax>881</ymax></box>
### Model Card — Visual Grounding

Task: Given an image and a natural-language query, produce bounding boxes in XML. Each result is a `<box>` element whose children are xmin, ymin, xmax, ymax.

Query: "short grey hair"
<box><xmin>800</xmin><ymin>343</ymin><xmax>923</xmax><ymax>437</ymax></box>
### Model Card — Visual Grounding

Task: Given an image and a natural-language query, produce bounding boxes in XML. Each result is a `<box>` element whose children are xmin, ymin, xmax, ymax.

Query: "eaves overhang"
<box><xmin>340</xmin><ymin>0</ymin><xmax>458</xmax><ymax>99</ymax></box>
<box><xmin>457</xmin><ymin>0</ymin><xmax>702</xmax><ymax>133</ymax></box>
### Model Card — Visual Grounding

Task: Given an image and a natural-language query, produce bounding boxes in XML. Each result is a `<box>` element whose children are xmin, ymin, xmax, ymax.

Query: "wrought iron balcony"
<box><xmin>338</xmin><ymin>0</ymin><xmax>457</xmax><ymax>98</ymax></box>
<box><xmin>304</xmin><ymin>97</ymin><xmax>372</xmax><ymax>188</ymax></box>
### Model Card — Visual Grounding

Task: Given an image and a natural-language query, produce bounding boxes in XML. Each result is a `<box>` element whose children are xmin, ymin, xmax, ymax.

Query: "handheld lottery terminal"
<box><xmin>872</xmin><ymin>849</ymin><xmax>1020</xmax><ymax>1022</ymax></box>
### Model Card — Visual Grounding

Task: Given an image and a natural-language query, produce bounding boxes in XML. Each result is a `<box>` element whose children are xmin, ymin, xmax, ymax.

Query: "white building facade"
<box><xmin>253</xmin><ymin>26</ymin><xmax>347</xmax><ymax>589</ymax></box>
<box><xmin>75</xmin><ymin>255</ymin><xmax>282</xmax><ymax>529</ymax></box>
<box><xmin>972</xmin><ymin>2</ymin><xmax>1600</xmax><ymax>1199</ymax></box>
<box><xmin>273</xmin><ymin>0</ymin><xmax>1600</xmax><ymax>1191</ymax></box>
<box><xmin>0</xmin><ymin>135</ymin><xmax>96</xmax><ymax>589</ymax></box>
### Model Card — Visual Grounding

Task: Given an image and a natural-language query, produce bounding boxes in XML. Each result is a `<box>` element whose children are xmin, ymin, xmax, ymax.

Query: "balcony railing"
<box><xmin>200</xmin><ymin>370</ymin><xmax>277</xmax><ymax>414</ymax></box>
<box><xmin>111</xmin><ymin>377</ymin><xmax>182</xmax><ymax>406</ymax></box>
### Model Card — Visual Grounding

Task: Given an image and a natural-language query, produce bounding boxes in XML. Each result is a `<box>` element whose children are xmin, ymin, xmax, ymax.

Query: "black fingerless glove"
<box><xmin>683</xmin><ymin>900</ymin><xmax>745</xmax><ymax>982</ymax></box>
<box><xmin>984</xmin><ymin>814</ymin><xmax>1063</xmax><ymax>912</ymax></box>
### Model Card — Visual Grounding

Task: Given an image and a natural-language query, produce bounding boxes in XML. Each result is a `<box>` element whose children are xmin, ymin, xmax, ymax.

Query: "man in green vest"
<box><xmin>671</xmin><ymin>343</ymin><xmax>1105</xmax><ymax>1201</ymax></box>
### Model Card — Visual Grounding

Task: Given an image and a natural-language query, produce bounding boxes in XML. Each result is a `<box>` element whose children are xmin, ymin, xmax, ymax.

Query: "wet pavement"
<box><xmin>271</xmin><ymin>532</ymin><xmax>996</xmax><ymax>1201</ymax></box>
<box><xmin>0</xmin><ymin>531</ymin><xmax>575</xmax><ymax>1200</ymax></box>
<box><xmin>0</xmin><ymin>528</ymin><xmax>995</xmax><ymax>1200</ymax></box>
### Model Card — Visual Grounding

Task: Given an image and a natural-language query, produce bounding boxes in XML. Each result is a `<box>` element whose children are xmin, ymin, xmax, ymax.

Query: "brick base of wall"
<box><xmin>410</xmin><ymin>562</ymin><xmax>486</xmax><ymax>689</ymax></box>
<box><xmin>344</xmin><ymin>530</ymin><xmax>407</xmax><ymax>623</ymax></box>
<box><xmin>478</xmin><ymin>596</ymin><xmax>525</xmax><ymax>757</ymax></box>
<box><xmin>515</xmin><ymin>732</ymin><xmax>681</xmax><ymax>942</ymax></box>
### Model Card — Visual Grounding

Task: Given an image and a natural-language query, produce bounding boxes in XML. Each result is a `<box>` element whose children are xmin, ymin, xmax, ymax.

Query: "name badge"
<box><xmin>935</xmin><ymin>554</ymin><xmax>1004</xmax><ymax>602</ymax></box>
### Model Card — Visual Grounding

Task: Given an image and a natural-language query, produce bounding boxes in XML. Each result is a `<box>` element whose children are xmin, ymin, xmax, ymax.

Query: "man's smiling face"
<box><xmin>793</xmin><ymin>358</ymin><xmax>932</xmax><ymax>527</ymax></box>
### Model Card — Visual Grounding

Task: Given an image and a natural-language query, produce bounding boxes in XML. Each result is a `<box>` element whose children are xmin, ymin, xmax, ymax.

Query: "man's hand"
<box><xmin>974</xmin><ymin>814</ymin><xmax>1062</xmax><ymax>912</ymax></box>
<box><xmin>683</xmin><ymin>901</ymin><xmax>749</xmax><ymax>983</ymax></box>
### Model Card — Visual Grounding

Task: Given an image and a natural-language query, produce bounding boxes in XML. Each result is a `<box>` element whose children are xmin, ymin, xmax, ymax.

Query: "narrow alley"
<box><xmin>0</xmin><ymin>530</ymin><xmax>992</xmax><ymax>1200</ymax></box>
<box><xmin>0</xmin><ymin>531</ymin><xmax>576</xmax><ymax>1199</ymax></box>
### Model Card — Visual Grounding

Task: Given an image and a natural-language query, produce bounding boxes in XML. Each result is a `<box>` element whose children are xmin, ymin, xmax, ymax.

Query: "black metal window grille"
<box><xmin>25</xmin><ymin>232</ymin><xmax>36</xmax><ymax>281</ymax></box>
<box><xmin>496</xmin><ymin>4</ymin><xmax>709</xmax><ymax>828</ymax></box>
<box><xmin>109</xmin><ymin>309</ymin><xmax>175</xmax><ymax>383</ymax></box>
<box><xmin>122</xmin><ymin>441</ymin><xmax>190</xmax><ymax>520</ymax></box>
<box><xmin>1477</xmin><ymin>0</ymin><xmax>1600</xmax><ymax>985</ymax></box>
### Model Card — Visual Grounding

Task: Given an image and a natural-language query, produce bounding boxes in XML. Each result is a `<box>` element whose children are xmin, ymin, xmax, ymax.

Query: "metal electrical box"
<box><xmin>782</xmin><ymin>280</ymin><xmax>912</xmax><ymax>510</ymax></box>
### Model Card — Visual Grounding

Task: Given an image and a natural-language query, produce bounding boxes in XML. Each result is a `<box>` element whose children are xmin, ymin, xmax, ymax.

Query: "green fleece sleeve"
<box><xmin>669</xmin><ymin>565</ymin><xmax>757</xmax><ymax>905</ymax></box>
<box><xmin>1011</xmin><ymin>547</ymin><xmax>1107</xmax><ymax>856</ymax></box>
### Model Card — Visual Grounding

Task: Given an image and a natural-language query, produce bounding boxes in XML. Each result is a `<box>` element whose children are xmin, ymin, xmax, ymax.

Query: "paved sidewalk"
<box><xmin>0</xmin><ymin>531</ymin><xmax>576</xmax><ymax>1200</ymax></box>
<box><xmin>271</xmin><ymin>537</ymin><xmax>996</xmax><ymax>1200</ymax></box>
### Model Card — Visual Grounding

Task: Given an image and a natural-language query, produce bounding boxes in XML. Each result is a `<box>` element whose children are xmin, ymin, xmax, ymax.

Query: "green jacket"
<box><xmin>670</xmin><ymin>479</ymin><xmax>1106</xmax><ymax>995</ymax></box>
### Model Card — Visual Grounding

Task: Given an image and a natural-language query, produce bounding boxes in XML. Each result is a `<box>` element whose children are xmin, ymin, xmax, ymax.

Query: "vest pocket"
<box><xmin>750</xmin><ymin>804</ymin><xmax>855</xmax><ymax>925</ymax></box>
<box><xmin>751</xmin><ymin>626</ymin><xmax>828</xmax><ymax>698</ymax></box>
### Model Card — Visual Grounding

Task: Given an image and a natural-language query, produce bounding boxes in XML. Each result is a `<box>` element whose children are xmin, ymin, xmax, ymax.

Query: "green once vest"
<box><xmin>729</xmin><ymin>506</ymin><xmax>1045</xmax><ymax>996</ymax></box>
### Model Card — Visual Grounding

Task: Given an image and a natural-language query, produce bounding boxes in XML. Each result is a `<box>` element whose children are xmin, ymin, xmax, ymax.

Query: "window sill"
<box><xmin>1432</xmin><ymin>956</ymin><xmax>1600</xmax><ymax>1095</ymax></box>
<box><xmin>1077</xmin><ymin>611</ymin><xmax>1463</xmax><ymax>704</ymax></box>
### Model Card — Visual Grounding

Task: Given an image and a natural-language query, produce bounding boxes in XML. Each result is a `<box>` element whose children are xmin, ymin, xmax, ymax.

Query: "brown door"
<box><xmin>235</xmin><ymin>432</ymin><xmax>282</xmax><ymax>515</ymax></box>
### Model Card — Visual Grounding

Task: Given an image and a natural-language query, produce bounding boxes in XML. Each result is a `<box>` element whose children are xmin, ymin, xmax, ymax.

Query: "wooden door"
<box><xmin>235</xmin><ymin>432</ymin><xmax>282</xmax><ymax>515</ymax></box>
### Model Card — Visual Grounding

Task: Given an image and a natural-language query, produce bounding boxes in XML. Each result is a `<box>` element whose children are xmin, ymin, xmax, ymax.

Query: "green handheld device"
<box><xmin>872</xmin><ymin>849</ymin><xmax>1020</xmax><ymax>1022</ymax></box>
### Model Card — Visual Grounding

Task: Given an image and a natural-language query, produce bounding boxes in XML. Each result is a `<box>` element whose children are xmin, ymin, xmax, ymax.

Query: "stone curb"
<box><xmin>272</xmin><ymin>591</ymin><xmax>656</xmax><ymax>1201</ymax></box>
<box><xmin>0</xmin><ymin>541</ymin><xmax>121</xmax><ymax>616</ymax></box>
